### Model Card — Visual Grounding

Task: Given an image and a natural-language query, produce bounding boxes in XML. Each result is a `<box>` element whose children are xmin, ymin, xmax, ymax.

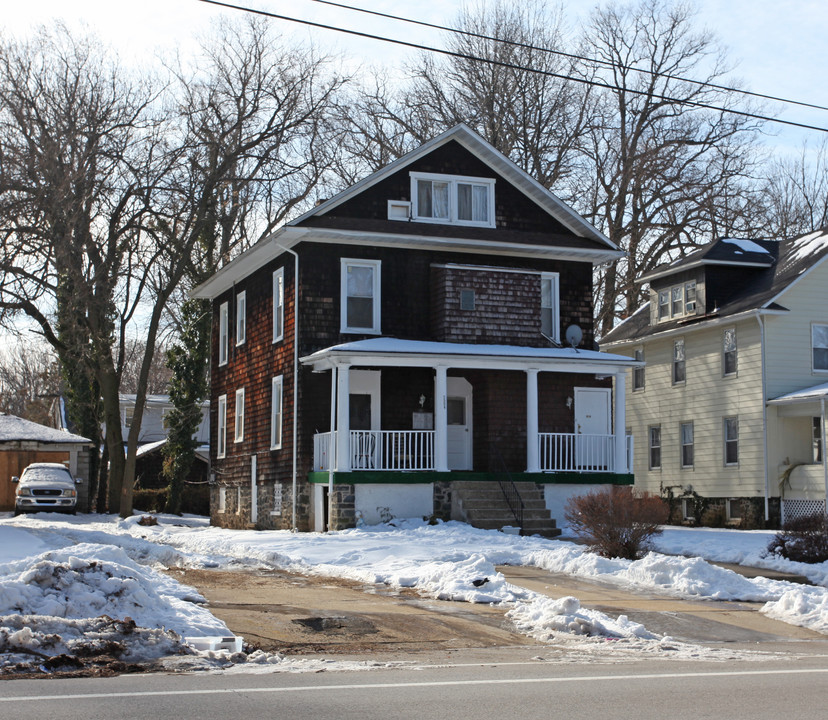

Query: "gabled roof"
<box><xmin>0</xmin><ymin>413</ymin><xmax>92</xmax><ymax>445</ymax></box>
<box><xmin>293</xmin><ymin>124</ymin><xmax>615</xmax><ymax>249</ymax></box>
<box><xmin>193</xmin><ymin>125</ymin><xmax>621</xmax><ymax>300</ymax></box>
<box><xmin>601</xmin><ymin>230</ymin><xmax>828</xmax><ymax>346</ymax></box>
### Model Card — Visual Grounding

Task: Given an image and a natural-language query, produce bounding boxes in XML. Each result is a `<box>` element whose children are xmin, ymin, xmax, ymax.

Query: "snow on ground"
<box><xmin>2</xmin><ymin>512</ymin><xmax>828</xmax><ymax>672</ymax></box>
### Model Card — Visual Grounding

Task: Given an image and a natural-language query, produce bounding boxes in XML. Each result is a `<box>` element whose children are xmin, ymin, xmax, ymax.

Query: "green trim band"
<box><xmin>307</xmin><ymin>471</ymin><xmax>634</xmax><ymax>485</ymax></box>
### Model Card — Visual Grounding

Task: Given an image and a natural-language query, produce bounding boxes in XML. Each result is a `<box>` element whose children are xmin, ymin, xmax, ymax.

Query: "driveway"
<box><xmin>174</xmin><ymin>562</ymin><xmax>828</xmax><ymax>662</ymax></box>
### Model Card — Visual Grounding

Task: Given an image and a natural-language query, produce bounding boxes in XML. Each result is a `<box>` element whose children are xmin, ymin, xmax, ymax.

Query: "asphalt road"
<box><xmin>3</xmin><ymin>654</ymin><xmax>828</xmax><ymax>720</ymax></box>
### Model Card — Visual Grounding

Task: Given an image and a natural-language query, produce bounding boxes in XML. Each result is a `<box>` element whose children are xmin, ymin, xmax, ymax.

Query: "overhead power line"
<box><xmin>311</xmin><ymin>0</ymin><xmax>828</xmax><ymax>114</ymax></box>
<box><xmin>197</xmin><ymin>0</ymin><xmax>828</xmax><ymax>134</ymax></box>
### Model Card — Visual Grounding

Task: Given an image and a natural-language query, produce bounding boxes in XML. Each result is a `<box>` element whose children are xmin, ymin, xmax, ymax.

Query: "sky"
<box><xmin>1</xmin><ymin>512</ymin><xmax>827</xmax><ymax>673</ymax></box>
<box><xmin>4</xmin><ymin>0</ymin><xmax>828</xmax><ymax>157</ymax></box>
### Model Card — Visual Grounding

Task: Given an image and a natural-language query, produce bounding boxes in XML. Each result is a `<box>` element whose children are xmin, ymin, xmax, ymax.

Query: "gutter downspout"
<box><xmin>756</xmin><ymin>311</ymin><xmax>770</xmax><ymax>522</ymax></box>
<box><xmin>822</xmin><ymin>398</ymin><xmax>827</xmax><ymax>516</ymax></box>
<box><xmin>273</xmin><ymin>242</ymin><xmax>300</xmax><ymax>532</ymax></box>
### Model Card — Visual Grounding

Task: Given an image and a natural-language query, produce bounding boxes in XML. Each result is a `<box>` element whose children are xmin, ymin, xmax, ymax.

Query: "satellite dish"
<box><xmin>565</xmin><ymin>324</ymin><xmax>583</xmax><ymax>349</ymax></box>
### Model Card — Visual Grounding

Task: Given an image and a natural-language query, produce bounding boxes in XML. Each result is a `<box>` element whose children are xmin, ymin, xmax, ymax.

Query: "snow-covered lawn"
<box><xmin>2</xmin><ymin>512</ymin><xmax>827</xmax><ymax>672</ymax></box>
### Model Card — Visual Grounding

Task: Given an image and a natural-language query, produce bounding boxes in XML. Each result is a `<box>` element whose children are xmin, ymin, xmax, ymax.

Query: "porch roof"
<box><xmin>768</xmin><ymin>381</ymin><xmax>828</xmax><ymax>406</ymax></box>
<box><xmin>300</xmin><ymin>337</ymin><xmax>642</xmax><ymax>373</ymax></box>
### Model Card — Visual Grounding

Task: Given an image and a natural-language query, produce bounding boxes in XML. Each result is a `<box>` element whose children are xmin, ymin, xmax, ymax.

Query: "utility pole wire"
<box><xmin>197</xmin><ymin>0</ymin><xmax>828</xmax><ymax>134</ymax></box>
<box><xmin>310</xmin><ymin>0</ymin><xmax>828</xmax><ymax>114</ymax></box>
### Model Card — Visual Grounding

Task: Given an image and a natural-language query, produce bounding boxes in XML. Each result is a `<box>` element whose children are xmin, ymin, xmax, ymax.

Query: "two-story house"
<box><xmin>193</xmin><ymin>125</ymin><xmax>640</xmax><ymax>532</ymax></box>
<box><xmin>601</xmin><ymin>232</ymin><xmax>828</xmax><ymax>527</ymax></box>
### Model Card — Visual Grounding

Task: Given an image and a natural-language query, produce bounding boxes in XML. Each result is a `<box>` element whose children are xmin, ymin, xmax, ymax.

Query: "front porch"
<box><xmin>302</xmin><ymin>337</ymin><xmax>641</xmax><ymax>482</ymax></box>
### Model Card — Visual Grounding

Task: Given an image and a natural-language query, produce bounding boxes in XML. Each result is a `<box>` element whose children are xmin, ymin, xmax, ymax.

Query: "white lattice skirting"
<box><xmin>782</xmin><ymin>498</ymin><xmax>826</xmax><ymax>524</ymax></box>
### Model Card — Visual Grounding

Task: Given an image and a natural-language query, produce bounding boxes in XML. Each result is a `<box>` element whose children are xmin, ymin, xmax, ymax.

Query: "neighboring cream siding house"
<box><xmin>602</xmin><ymin>232</ymin><xmax>828</xmax><ymax>527</ymax></box>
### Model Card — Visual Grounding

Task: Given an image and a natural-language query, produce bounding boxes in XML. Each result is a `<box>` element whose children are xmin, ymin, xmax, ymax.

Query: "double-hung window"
<box><xmin>813</xmin><ymin>324</ymin><xmax>828</xmax><ymax>372</ymax></box>
<box><xmin>633</xmin><ymin>348</ymin><xmax>645</xmax><ymax>391</ymax></box>
<box><xmin>658</xmin><ymin>290</ymin><xmax>669</xmax><ymax>320</ymax></box>
<box><xmin>218</xmin><ymin>302</ymin><xmax>229</xmax><ymax>366</ymax></box>
<box><xmin>724</xmin><ymin>416</ymin><xmax>739</xmax><ymax>466</ymax></box>
<box><xmin>341</xmin><ymin>259</ymin><xmax>381</xmax><ymax>334</ymax></box>
<box><xmin>234</xmin><ymin>388</ymin><xmax>245</xmax><ymax>443</ymax></box>
<box><xmin>236</xmin><ymin>291</ymin><xmax>246</xmax><ymax>346</ymax></box>
<box><xmin>672</xmin><ymin>339</ymin><xmax>686</xmax><ymax>384</ymax></box>
<box><xmin>411</xmin><ymin>173</ymin><xmax>495</xmax><ymax>227</ymax></box>
<box><xmin>649</xmin><ymin>426</ymin><xmax>662</xmax><ymax>470</ymax></box>
<box><xmin>217</xmin><ymin>394</ymin><xmax>227</xmax><ymax>459</ymax></box>
<box><xmin>271</xmin><ymin>375</ymin><xmax>283</xmax><ymax>450</ymax></box>
<box><xmin>680</xmin><ymin>421</ymin><xmax>694</xmax><ymax>468</ymax></box>
<box><xmin>723</xmin><ymin>327</ymin><xmax>737</xmax><ymax>376</ymax></box>
<box><xmin>540</xmin><ymin>273</ymin><xmax>560</xmax><ymax>342</ymax></box>
<box><xmin>273</xmin><ymin>268</ymin><xmax>284</xmax><ymax>343</ymax></box>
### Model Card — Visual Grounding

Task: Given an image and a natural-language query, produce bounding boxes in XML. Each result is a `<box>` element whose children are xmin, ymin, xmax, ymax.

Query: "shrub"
<box><xmin>766</xmin><ymin>512</ymin><xmax>828</xmax><ymax>564</ymax></box>
<box><xmin>565</xmin><ymin>486</ymin><xmax>669</xmax><ymax>560</ymax></box>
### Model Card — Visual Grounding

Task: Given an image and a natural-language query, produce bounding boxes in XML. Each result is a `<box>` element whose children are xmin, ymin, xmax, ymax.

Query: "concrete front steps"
<box><xmin>453</xmin><ymin>481</ymin><xmax>561</xmax><ymax>538</ymax></box>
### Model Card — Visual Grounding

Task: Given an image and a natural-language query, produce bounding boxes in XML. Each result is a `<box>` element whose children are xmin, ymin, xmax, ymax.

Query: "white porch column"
<box><xmin>526</xmin><ymin>369</ymin><xmax>540</xmax><ymax>473</ymax></box>
<box><xmin>434</xmin><ymin>366</ymin><xmax>449</xmax><ymax>472</ymax></box>
<box><xmin>336</xmin><ymin>364</ymin><xmax>351</xmax><ymax>472</ymax></box>
<box><xmin>614</xmin><ymin>371</ymin><xmax>627</xmax><ymax>473</ymax></box>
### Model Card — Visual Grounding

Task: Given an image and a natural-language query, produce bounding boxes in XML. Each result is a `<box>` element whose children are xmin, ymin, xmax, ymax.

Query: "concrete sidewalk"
<box><xmin>498</xmin><ymin>564</ymin><xmax>826</xmax><ymax>645</ymax></box>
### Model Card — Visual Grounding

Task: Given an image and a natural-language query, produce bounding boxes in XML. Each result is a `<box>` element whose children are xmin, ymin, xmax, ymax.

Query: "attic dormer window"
<box><xmin>411</xmin><ymin>173</ymin><xmax>495</xmax><ymax>227</ymax></box>
<box><xmin>657</xmin><ymin>280</ymin><xmax>697</xmax><ymax>322</ymax></box>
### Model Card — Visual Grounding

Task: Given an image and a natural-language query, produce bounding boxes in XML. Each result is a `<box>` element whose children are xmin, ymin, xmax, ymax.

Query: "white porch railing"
<box><xmin>314</xmin><ymin>430</ymin><xmax>435</xmax><ymax>471</ymax></box>
<box><xmin>539</xmin><ymin>433</ymin><xmax>619</xmax><ymax>473</ymax></box>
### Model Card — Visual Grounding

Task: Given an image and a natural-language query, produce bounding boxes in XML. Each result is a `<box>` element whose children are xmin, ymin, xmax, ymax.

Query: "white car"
<box><xmin>12</xmin><ymin>463</ymin><xmax>81</xmax><ymax>515</ymax></box>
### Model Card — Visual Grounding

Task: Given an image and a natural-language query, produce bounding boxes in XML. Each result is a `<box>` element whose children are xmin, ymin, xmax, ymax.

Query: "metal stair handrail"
<box><xmin>492</xmin><ymin>444</ymin><xmax>524</xmax><ymax>530</ymax></box>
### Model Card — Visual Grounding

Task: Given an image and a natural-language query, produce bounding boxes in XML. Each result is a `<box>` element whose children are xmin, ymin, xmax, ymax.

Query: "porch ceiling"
<box><xmin>300</xmin><ymin>337</ymin><xmax>643</xmax><ymax>373</ymax></box>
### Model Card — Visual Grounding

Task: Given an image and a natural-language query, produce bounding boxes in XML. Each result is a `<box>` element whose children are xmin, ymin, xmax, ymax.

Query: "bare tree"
<box><xmin>0</xmin><ymin>20</ymin><xmax>347</xmax><ymax>516</ymax></box>
<box><xmin>0</xmin><ymin>340</ymin><xmax>62</xmax><ymax>425</ymax></box>
<box><xmin>0</xmin><ymin>26</ymin><xmax>161</xmax><ymax>508</ymax></box>
<box><xmin>576</xmin><ymin>0</ymin><xmax>764</xmax><ymax>334</ymax></box>
<box><xmin>760</xmin><ymin>138</ymin><xmax>828</xmax><ymax>238</ymax></box>
<box><xmin>336</xmin><ymin>0</ymin><xmax>593</xmax><ymax>190</ymax></box>
<box><xmin>147</xmin><ymin>18</ymin><xmax>348</xmax><ymax>518</ymax></box>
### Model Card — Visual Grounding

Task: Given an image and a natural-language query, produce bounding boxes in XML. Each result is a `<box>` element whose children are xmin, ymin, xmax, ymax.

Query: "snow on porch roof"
<box><xmin>768</xmin><ymin>381</ymin><xmax>828</xmax><ymax>406</ymax></box>
<box><xmin>0</xmin><ymin>413</ymin><xmax>92</xmax><ymax>445</ymax></box>
<box><xmin>300</xmin><ymin>337</ymin><xmax>643</xmax><ymax>372</ymax></box>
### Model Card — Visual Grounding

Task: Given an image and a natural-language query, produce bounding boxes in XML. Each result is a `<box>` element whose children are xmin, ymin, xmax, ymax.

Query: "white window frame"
<box><xmin>633</xmin><ymin>348</ymin><xmax>645</xmax><ymax>391</ymax></box>
<box><xmin>271</xmin><ymin>375</ymin><xmax>283</xmax><ymax>450</ymax></box>
<box><xmin>217</xmin><ymin>486</ymin><xmax>227</xmax><ymax>513</ymax></box>
<box><xmin>341</xmin><ymin>258</ymin><xmax>381</xmax><ymax>334</ymax></box>
<box><xmin>540</xmin><ymin>272</ymin><xmax>560</xmax><ymax>343</ymax></box>
<box><xmin>218</xmin><ymin>302</ymin><xmax>229</xmax><ymax>366</ymax></box>
<box><xmin>217</xmin><ymin>394</ymin><xmax>227</xmax><ymax>459</ymax></box>
<box><xmin>723</xmin><ymin>327</ymin><xmax>737</xmax><ymax>377</ymax></box>
<box><xmin>410</xmin><ymin>172</ymin><xmax>495</xmax><ymax>228</ymax></box>
<box><xmin>273</xmin><ymin>268</ymin><xmax>284</xmax><ymax>343</ymax></box>
<box><xmin>234</xmin><ymin>388</ymin><xmax>245</xmax><ymax>443</ymax></box>
<box><xmin>657</xmin><ymin>281</ymin><xmax>697</xmax><ymax>322</ymax></box>
<box><xmin>648</xmin><ymin>425</ymin><xmax>661</xmax><ymax>470</ymax></box>
<box><xmin>235</xmin><ymin>291</ymin><xmax>246</xmax><ymax>346</ymax></box>
<box><xmin>672</xmin><ymin>338</ymin><xmax>686</xmax><ymax>385</ymax></box>
<box><xmin>680</xmin><ymin>421</ymin><xmax>694</xmax><ymax>469</ymax></box>
<box><xmin>657</xmin><ymin>290</ymin><xmax>669</xmax><ymax>320</ymax></box>
<box><xmin>724</xmin><ymin>416</ymin><xmax>739</xmax><ymax>467</ymax></box>
<box><xmin>124</xmin><ymin>406</ymin><xmax>134</xmax><ymax>429</ymax></box>
<box><xmin>812</xmin><ymin>323</ymin><xmax>828</xmax><ymax>373</ymax></box>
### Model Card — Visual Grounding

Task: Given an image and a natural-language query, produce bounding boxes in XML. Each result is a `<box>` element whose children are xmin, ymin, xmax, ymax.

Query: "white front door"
<box><xmin>447</xmin><ymin>377</ymin><xmax>472</xmax><ymax>470</ymax></box>
<box><xmin>574</xmin><ymin>387</ymin><xmax>611</xmax><ymax>469</ymax></box>
<box><xmin>349</xmin><ymin>370</ymin><xmax>380</xmax><ymax>468</ymax></box>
